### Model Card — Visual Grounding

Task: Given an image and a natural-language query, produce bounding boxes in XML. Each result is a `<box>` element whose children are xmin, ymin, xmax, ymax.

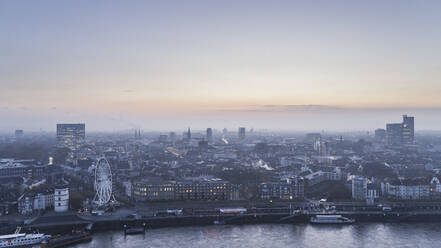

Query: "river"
<box><xmin>71</xmin><ymin>223</ymin><xmax>441</xmax><ymax>248</ymax></box>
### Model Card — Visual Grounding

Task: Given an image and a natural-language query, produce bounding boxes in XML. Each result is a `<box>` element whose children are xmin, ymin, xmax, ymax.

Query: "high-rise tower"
<box><xmin>401</xmin><ymin>115</ymin><xmax>414</xmax><ymax>145</ymax></box>
<box><xmin>56</xmin><ymin>123</ymin><xmax>85</xmax><ymax>151</ymax></box>
<box><xmin>386</xmin><ymin>115</ymin><xmax>415</xmax><ymax>147</ymax></box>
<box><xmin>238</xmin><ymin>127</ymin><xmax>246</xmax><ymax>140</ymax></box>
<box><xmin>187</xmin><ymin>127</ymin><xmax>191</xmax><ymax>141</ymax></box>
<box><xmin>206</xmin><ymin>128</ymin><xmax>213</xmax><ymax>143</ymax></box>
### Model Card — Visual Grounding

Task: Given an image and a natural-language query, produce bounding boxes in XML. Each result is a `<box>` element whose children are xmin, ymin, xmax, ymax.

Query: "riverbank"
<box><xmin>5</xmin><ymin>200</ymin><xmax>441</xmax><ymax>236</ymax></box>
<box><xmin>6</xmin><ymin>209</ymin><xmax>441</xmax><ymax>236</ymax></box>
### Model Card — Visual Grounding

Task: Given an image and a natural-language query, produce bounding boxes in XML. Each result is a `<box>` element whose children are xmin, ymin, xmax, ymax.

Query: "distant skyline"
<box><xmin>1</xmin><ymin>1</ymin><xmax>441</xmax><ymax>131</ymax></box>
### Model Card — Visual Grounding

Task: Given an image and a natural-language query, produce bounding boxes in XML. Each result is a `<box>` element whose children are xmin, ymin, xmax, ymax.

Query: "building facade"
<box><xmin>56</xmin><ymin>123</ymin><xmax>86</xmax><ymax>151</ymax></box>
<box><xmin>132</xmin><ymin>181</ymin><xmax>175</xmax><ymax>201</ymax></box>
<box><xmin>54</xmin><ymin>186</ymin><xmax>69</xmax><ymax>212</ymax></box>
<box><xmin>352</xmin><ymin>176</ymin><xmax>368</xmax><ymax>200</ymax></box>
<box><xmin>132</xmin><ymin>180</ymin><xmax>239</xmax><ymax>201</ymax></box>
<box><xmin>175</xmin><ymin>180</ymin><xmax>239</xmax><ymax>201</ymax></box>
<box><xmin>304</xmin><ymin>167</ymin><xmax>342</xmax><ymax>186</ymax></box>
<box><xmin>386</xmin><ymin>123</ymin><xmax>403</xmax><ymax>147</ymax></box>
<box><xmin>238</xmin><ymin>127</ymin><xmax>246</xmax><ymax>140</ymax></box>
<box><xmin>401</xmin><ymin>115</ymin><xmax>414</xmax><ymax>145</ymax></box>
<box><xmin>206</xmin><ymin>128</ymin><xmax>213</xmax><ymax>143</ymax></box>
<box><xmin>385</xmin><ymin>183</ymin><xmax>430</xmax><ymax>200</ymax></box>
<box><xmin>18</xmin><ymin>190</ymin><xmax>54</xmax><ymax>215</ymax></box>
<box><xmin>259</xmin><ymin>177</ymin><xmax>304</xmax><ymax>200</ymax></box>
<box><xmin>386</xmin><ymin>115</ymin><xmax>415</xmax><ymax>147</ymax></box>
<box><xmin>0</xmin><ymin>159</ymin><xmax>48</xmax><ymax>179</ymax></box>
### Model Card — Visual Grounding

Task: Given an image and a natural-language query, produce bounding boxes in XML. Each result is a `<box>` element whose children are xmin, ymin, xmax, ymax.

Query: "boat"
<box><xmin>310</xmin><ymin>215</ymin><xmax>355</xmax><ymax>224</ymax></box>
<box><xmin>45</xmin><ymin>231</ymin><xmax>92</xmax><ymax>248</ymax></box>
<box><xmin>0</xmin><ymin>230</ymin><xmax>51</xmax><ymax>248</ymax></box>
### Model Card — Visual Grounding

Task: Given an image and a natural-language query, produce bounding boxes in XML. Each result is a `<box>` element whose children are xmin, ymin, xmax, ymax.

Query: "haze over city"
<box><xmin>4</xmin><ymin>1</ymin><xmax>441</xmax><ymax>248</ymax></box>
<box><xmin>2</xmin><ymin>0</ymin><xmax>441</xmax><ymax>131</ymax></box>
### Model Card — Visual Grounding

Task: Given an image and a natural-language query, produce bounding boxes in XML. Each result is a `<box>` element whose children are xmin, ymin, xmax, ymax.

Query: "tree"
<box><xmin>52</xmin><ymin>147</ymin><xmax>71</xmax><ymax>165</ymax></box>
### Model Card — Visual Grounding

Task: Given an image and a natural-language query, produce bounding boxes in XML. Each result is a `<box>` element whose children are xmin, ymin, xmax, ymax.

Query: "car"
<box><xmin>382</xmin><ymin>207</ymin><xmax>392</xmax><ymax>212</ymax></box>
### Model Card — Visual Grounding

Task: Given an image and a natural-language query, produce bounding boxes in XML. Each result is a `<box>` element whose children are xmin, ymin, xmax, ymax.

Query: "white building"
<box><xmin>304</xmin><ymin>167</ymin><xmax>342</xmax><ymax>186</ymax></box>
<box><xmin>54</xmin><ymin>186</ymin><xmax>69</xmax><ymax>212</ymax></box>
<box><xmin>351</xmin><ymin>176</ymin><xmax>367</xmax><ymax>200</ymax></box>
<box><xmin>386</xmin><ymin>183</ymin><xmax>429</xmax><ymax>200</ymax></box>
<box><xmin>382</xmin><ymin>177</ymin><xmax>441</xmax><ymax>200</ymax></box>
<box><xmin>17</xmin><ymin>190</ymin><xmax>54</xmax><ymax>215</ymax></box>
<box><xmin>384</xmin><ymin>178</ymin><xmax>430</xmax><ymax>200</ymax></box>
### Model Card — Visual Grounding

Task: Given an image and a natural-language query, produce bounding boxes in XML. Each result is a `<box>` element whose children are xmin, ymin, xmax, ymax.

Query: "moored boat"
<box><xmin>45</xmin><ymin>231</ymin><xmax>92</xmax><ymax>248</ymax></box>
<box><xmin>310</xmin><ymin>215</ymin><xmax>355</xmax><ymax>224</ymax></box>
<box><xmin>0</xmin><ymin>232</ymin><xmax>51</xmax><ymax>248</ymax></box>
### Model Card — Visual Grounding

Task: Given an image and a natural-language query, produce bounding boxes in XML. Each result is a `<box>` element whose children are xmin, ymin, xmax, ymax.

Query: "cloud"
<box><xmin>217</xmin><ymin>105</ymin><xmax>441</xmax><ymax>114</ymax></box>
<box><xmin>217</xmin><ymin>105</ymin><xmax>341</xmax><ymax>113</ymax></box>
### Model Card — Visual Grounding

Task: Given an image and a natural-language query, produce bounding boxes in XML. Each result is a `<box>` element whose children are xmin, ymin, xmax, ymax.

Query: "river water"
<box><xmin>71</xmin><ymin>223</ymin><xmax>441</xmax><ymax>248</ymax></box>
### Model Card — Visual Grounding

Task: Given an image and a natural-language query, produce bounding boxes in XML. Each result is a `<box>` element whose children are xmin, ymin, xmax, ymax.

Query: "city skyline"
<box><xmin>3</xmin><ymin>1</ymin><xmax>441</xmax><ymax>247</ymax></box>
<box><xmin>2</xmin><ymin>1</ymin><xmax>441</xmax><ymax>131</ymax></box>
<box><xmin>1</xmin><ymin>109</ymin><xmax>440</xmax><ymax>133</ymax></box>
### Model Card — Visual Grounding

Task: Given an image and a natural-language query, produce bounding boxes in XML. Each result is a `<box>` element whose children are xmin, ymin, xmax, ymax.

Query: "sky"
<box><xmin>1</xmin><ymin>0</ymin><xmax>441</xmax><ymax>132</ymax></box>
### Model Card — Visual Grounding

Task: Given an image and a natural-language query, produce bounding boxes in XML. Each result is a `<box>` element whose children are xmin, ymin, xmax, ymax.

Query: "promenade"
<box><xmin>4</xmin><ymin>201</ymin><xmax>441</xmax><ymax>235</ymax></box>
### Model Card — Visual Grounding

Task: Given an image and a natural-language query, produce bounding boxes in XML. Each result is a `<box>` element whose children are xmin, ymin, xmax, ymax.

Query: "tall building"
<box><xmin>15</xmin><ymin>129</ymin><xmax>24</xmax><ymax>139</ymax></box>
<box><xmin>238</xmin><ymin>127</ymin><xmax>246</xmax><ymax>140</ymax></box>
<box><xmin>401</xmin><ymin>115</ymin><xmax>414</xmax><ymax>145</ymax></box>
<box><xmin>54</xmin><ymin>184</ymin><xmax>69</xmax><ymax>212</ymax></box>
<box><xmin>386</xmin><ymin>123</ymin><xmax>402</xmax><ymax>147</ymax></box>
<box><xmin>386</xmin><ymin>115</ymin><xmax>415</xmax><ymax>147</ymax></box>
<box><xmin>206</xmin><ymin>128</ymin><xmax>213</xmax><ymax>143</ymax></box>
<box><xmin>186</xmin><ymin>127</ymin><xmax>191</xmax><ymax>141</ymax></box>
<box><xmin>352</xmin><ymin>176</ymin><xmax>367</xmax><ymax>200</ymax></box>
<box><xmin>314</xmin><ymin>137</ymin><xmax>329</xmax><ymax>156</ymax></box>
<box><xmin>134</xmin><ymin>129</ymin><xmax>141</xmax><ymax>139</ymax></box>
<box><xmin>56</xmin><ymin>123</ymin><xmax>85</xmax><ymax>151</ymax></box>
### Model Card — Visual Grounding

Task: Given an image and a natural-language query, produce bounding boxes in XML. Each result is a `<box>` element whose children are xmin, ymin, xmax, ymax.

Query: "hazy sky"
<box><xmin>1</xmin><ymin>1</ymin><xmax>441</xmax><ymax>132</ymax></box>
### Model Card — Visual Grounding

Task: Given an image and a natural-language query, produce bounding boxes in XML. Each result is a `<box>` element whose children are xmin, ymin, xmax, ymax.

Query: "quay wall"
<box><xmin>5</xmin><ymin>211</ymin><xmax>441</xmax><ymax>235</ymax></box>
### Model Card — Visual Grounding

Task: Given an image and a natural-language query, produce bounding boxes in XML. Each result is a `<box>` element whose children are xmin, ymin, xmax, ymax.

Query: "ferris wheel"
<box><xmin>93</xmin><ymin>157</ymin><xmax>113</xmax><ymax>207</ymax></box>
